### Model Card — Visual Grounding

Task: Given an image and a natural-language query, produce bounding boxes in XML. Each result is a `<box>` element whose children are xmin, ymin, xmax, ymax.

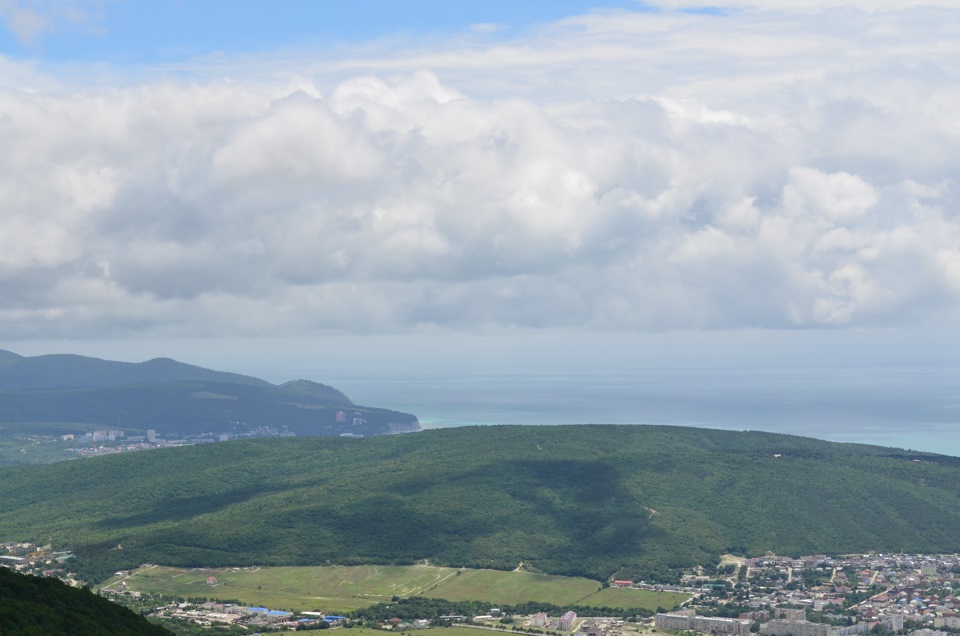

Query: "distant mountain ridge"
<box><xmin>0</xmin><ymin>350</ymin><xmax>417</xmax><ymax>448</ymax></box>
<box><xmin>0</xmin><ymin>349</ymin><xmax>270</xmax><ymax>390</ymax></box>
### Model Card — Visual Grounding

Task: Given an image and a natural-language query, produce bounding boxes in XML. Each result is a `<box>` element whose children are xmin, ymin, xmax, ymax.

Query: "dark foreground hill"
<box><xmin>0</xmin><ymin>566</ymin><xmax>170</xmax><ymax>635</ymax></box>
<box><xmin>1</xmin><ymin>425</ymin><xmax>959</xmax><ymax>584</ymax></box>
<box><xmin>0</xmin><ymin>350</ymin><xmax>418</xmax><ymax>444</ymax></box>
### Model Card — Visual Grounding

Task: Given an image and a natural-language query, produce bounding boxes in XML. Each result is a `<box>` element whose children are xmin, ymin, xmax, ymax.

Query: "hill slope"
<box><xmin>0</xmin><ymin>350</ymin><xmax>418</xmax><ymax>445</ymax></box>
<box><xmin>1</xmin><ymin>425</ymin><xmax>959</xmax><ymax>584</ymax></box>
<box><xmin>0</xmin><ymin>567</ymin><xmax>171</xmax><ymax>635</ymax></box>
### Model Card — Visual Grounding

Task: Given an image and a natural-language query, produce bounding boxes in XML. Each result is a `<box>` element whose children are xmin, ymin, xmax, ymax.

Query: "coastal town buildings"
<box><xmin>559</xmin><ymin>611</ymin><xmax>578</xmax><ymax>631</ymax></box>
<box><xmin>656</xmin><ymin>613</ymin><xmax>753</xmax><ymax>635</ymax></box>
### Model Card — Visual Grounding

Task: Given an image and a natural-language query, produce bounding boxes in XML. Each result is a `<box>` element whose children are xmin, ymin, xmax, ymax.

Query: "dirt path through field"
<box><xmin>415</xmin><ymin>567</ymin><xmax>461</xmax><ymax>595</ymax></box>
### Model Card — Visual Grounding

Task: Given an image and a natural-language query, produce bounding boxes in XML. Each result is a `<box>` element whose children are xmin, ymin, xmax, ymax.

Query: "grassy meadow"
<box><xmin>577</xmin><ymin>586</ymin><xmax>687</xmax><ymax>610</ymax></box>
<box><xmin>414</xmin><ymin>568</ymin><xmax>600</xmax><ymax>605</ymax></box>
<box><xmin>100</xmin><ymin>564</ymin><xmax>689</xmax><ymax>613</ymax></box>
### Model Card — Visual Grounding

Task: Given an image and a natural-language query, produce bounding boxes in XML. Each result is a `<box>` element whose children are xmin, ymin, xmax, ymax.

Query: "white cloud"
<box><xmin>1</xmin><ymin>4</ymin><xmax>959</xmax><ymax>338</ymax></box>
<box><xmin>0</xmin><ymin>0</ymin><xmax>100</xmax><ymax>45</ymax></box>
<box><xmin>783</xmin><ymin>167</ymin><xmax>878</xmax><ymax>221</ymax></box>
<box><xmin>645</xmin><ymin>0</ymin><xmax>959</xmax><ymax>11</ymax></box>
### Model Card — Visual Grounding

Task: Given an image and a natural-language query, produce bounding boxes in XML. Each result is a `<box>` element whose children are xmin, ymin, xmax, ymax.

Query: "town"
<box><xmin>5</xmin><ymin>421</ymin><xmax>368</xmax><ymax>462</ymax></box>
<box><xmin>653</xmin><ymin>553</ymin><xmax>960</xmax><ymax>636</ymax></box>
<box><xmin>4</xmin><ymin>542</ymin><xmax>960</xmax><ymax>635</ymax></box>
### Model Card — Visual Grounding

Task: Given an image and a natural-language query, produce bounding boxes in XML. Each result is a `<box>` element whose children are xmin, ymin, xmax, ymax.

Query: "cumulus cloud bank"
<box><xmin>1</xmin><ymin>4</ymin><xmax>959</xmax><ymax>337</ymax></box>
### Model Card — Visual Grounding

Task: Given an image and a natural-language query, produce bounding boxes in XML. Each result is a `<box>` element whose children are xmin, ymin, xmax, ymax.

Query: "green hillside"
<box><xmin>1</xmin><ymin>425</ymin><xmax>959</xmax><ymax>584</ymax></box>
<box><xmin>0</xmin><ymin>567</ymin><xmax>171</xmax><ymax>635</ymax></box>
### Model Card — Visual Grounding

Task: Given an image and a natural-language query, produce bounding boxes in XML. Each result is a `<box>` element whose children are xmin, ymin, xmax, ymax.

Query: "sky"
<box><xmin>1</xmin><ymin>1</ymin><xmax>959</xmax><ymax>450</ymax></box>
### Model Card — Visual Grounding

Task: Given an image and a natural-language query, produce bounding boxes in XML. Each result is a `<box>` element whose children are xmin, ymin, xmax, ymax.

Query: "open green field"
<box><xmin>415</xmin><ymin>568</ymin><xmax>600</xmax><ymax>605</ymax></box>
<box><xmin>575</xmin><ymin>586</ymin><xmax>688</xmax><ymax>611</ymax></box>
<box><xmin>103</xmin><ymin>564</ymin><xmax>457</xmax><ymax>612</ymax></box>
<box><xmin>100</xmin><ymin>564</ymin><xmax>690</xmax><ymax>613</ymax></box>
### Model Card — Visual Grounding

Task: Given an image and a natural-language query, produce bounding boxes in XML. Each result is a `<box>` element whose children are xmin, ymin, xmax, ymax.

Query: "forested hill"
<box><xmin>0</xmin><ymin>350</ymin><xmax>418</xmax><ymax>442</ymax></box>
<box><xmin>2</xmin><ymin>425</ymin><xmax>960</xmax><ymax>585</ymax></box>
<box><xmin>0</xmin><ymin>567</ymin><xmax>171</xmax><ymax>635</ymax></box>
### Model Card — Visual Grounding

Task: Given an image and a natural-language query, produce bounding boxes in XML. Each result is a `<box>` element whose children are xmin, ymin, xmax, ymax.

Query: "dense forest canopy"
<box><xmin>0</xmin><ymin>566</ymin><xmax>171</xmax><ymax>635</ymax></box>
<box><xmin>1</xmin><ymin>425</ymin><xmax>959</xmax><ymax>584</ymax></box>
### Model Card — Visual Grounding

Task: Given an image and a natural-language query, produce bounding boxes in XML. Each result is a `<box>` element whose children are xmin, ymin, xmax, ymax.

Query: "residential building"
<box><xmin>777</xmin><ymin>609</ymin><xmax>808</xmax><ymax>621</ymax></box>
<box><xmin>883</xmin><ymin>615</ymin><xmax>905</xmax><ymax>632</ymax></box>
<box><xmin>656</xmin><ymin>613</ymin><xmax>752</xmax><ymax>636</ymax></box>
<box><xmin>760</xmin><ymin>619</ymin><xmax>832</xmax><ymax>636</ymax></box>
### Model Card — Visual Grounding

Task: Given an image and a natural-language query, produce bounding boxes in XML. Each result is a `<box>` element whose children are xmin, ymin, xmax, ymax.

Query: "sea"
<box><xmin>10</xmin><ymin>328</ymin><xmax>960</xmax><ymax>457</ymax></box>
<box><xmin>329</xmin><ymin>364</ymin><xmax>960</xmax><ymax>456</ymax></box>
<box><xmin>258</xmin><ymin>329</ymin><xmax>960</xmax><ymax>458</ymax></box>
